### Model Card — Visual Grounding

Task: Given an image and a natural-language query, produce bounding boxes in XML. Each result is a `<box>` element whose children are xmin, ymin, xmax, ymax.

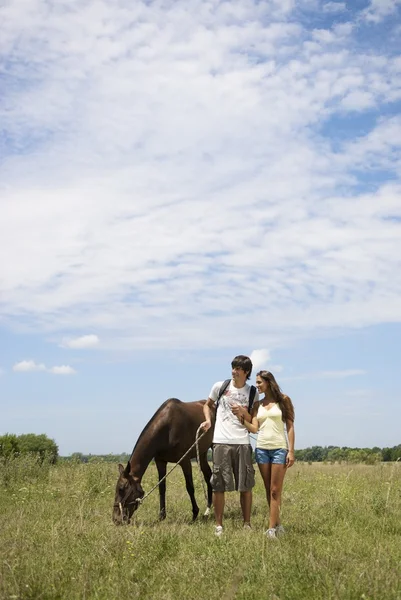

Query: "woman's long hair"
<box><xmin>257</xmin><ymin>370</ymin><xmax>295</xmax><ymax>423</ymax></box>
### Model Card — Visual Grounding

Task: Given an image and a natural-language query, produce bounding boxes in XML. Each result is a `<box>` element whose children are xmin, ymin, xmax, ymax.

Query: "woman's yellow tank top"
<box><xmin>256</xmin><ymin>402</ymin><xmax>288</xmax><ymax>450</ymax></box>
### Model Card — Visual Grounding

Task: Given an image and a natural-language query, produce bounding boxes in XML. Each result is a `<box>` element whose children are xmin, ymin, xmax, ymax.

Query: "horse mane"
<box><xmin>126</xmin><ymin>398</ymin><xmax>182</xmax><ymax>469</ymax></box>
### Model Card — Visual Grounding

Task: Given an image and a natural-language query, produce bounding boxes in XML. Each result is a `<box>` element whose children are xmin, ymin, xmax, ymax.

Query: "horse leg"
<box><xmin>155</xmin><ymin>458</ymin><xmax>167</xmax><ymax>521</ymax></box>
<box><xmin>180</xmin><ymin>458</ymin><xmax>199</xmax><ymax>521</ymax></box>
<box><xmin>199</xmin><ymin>451</ymin><xmax>213</xmax><ymax>516</ymax></box>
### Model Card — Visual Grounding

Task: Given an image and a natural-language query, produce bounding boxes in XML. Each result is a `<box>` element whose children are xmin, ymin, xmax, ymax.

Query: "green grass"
<box><xmin>1</xmin><ymin>458</ymin><xmax>400</xmax><ymax>600</ymax></box>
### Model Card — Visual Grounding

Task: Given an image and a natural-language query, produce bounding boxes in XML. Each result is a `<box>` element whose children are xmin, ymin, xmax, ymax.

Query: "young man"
<box><xmin>201</xmin><ymin>355</ymin><xmax>259</xmax><ymax>536</ymax></box>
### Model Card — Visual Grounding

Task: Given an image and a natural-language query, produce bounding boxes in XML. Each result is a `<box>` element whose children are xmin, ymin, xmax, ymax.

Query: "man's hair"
<box><xmin>231</xmin><ymin>355</ymin><xmax>253</xmax><ymax>380</ymax></box>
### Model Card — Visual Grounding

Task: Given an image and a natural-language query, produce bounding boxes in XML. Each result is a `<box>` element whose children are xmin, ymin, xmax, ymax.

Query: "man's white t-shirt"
<box><xmin>209</xmin><ymin>380</ymin><xmax>259</xmax><ymax>445</ymax></box>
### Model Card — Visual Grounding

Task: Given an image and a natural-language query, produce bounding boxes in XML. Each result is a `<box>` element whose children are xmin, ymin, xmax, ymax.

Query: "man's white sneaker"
<box><xmin>215</xmin><ymin>525</ymin><xmax>223</xmax><ymax>537</ymax></box>
<box><xmin>265</xmin><ymin>528</ymin><xmax>277</xmax><ymax>539</ymax></box>
<box><xmin>275</xmin><ymin>524</ymin><xmax>285</xmax><ymax>537</ymax></box>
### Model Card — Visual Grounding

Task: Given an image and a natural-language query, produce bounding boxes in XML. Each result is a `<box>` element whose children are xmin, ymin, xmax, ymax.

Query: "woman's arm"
<box><xmin>232</xmin><ymin>400</ymin><xmax>259</xmax><ymax>429</ymax></box>
<box><xmin>242</xmin><ymin>414</ymin><xmax>259</xmax><ymax>434</ymax></box>
<box><xmin>239</xmin><ymin>400</ymin><xmax>259</xmax><ymax>433</ymax></box>
<box><xmin>286</xmin><ymin>419</ymin><xmax>295</xmax><ymax>467</ymax></box>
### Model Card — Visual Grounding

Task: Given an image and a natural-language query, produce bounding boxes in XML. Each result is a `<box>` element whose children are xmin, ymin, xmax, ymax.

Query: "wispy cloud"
<box><xmin>61</xmin><ymin>334</ymin><xmax>99</xmax><ymax>349</ymax></box>
<box><xmin>0</xmin><ymin>0</ymin><xmax>400</xmax><ymax>352</ymax></box>
<box><xmin>345</xmin><ymin>388</ymin><xmax>372</xmax><ymax>397</ymax></box>
<box><xmin>362</xmin><ymin>0</ymin><xmax>401</xmax><ymax>23</ymax></box>
<box><xmin>282</xmin><ymin>369</ymin><xmax>366</xmax><ymax>381</ymax></box>
<box><xmin>13</xmin><ymin>360</ymin><xmax>46</xmax><ymax>372</ymax></box>
<box><xmin>48</xmin><ymin>365</ymin><xmax>76</xmax><ymax>375</ymax></box>
<box><xmin>323</xmin><ymin>2</ymin><xmax>347</xmax><ymax>13</ymax></box>
<box><xmin>13</xmin><ymin>360</ymin><xmax>76</xmax><ymax>375</ymax></box>
<box><xmin>318</xmin><ymin>370</ymin><xmax>366</xmax><ymax>379</ymax></box>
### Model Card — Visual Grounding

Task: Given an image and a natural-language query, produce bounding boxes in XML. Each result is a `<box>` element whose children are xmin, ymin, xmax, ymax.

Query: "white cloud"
<box><xmin>341</xmin><ymin>116</ymin><xmax>401</xmax><ymax>168</ymax></box>
<box><xmin>362</xmin><ymin>0</ymin><xmax>401</xmax><ymax>23</ymax></box>
<box><xmin>49</xmin><ymin>365</ymin><xmax>76</xmax><ymax>375</ymax></box>
<box><xmin>311</xmin><ymin>24</ymin><xmax>352</xmax><ymax>44</ymax></box>
<box><xmin>250</xmin><ymin>349</ymin><xmax>271</xmax><ymax>373</ymax></box>
<box><xmin>13</xmin><ymin>360</ymin><xmax>76</xmax><ymax>374</ymax></box>
<box><xmin>61</xmin><ymin>334</ymin><xmax>99</xmax><ymax>349</ymax></box>
<box><xmin>249</xmin><ymin>350</ymin><xmax>283</xmax><ymax>376</ymax></box>
<box><xmin>13</xmin><ymin>360</ymin><xmax>46</xmax><ymax>372</ymax></box>
<box><xmin>340</xmin><ymin>90</ymin><xmax>376</xmax><ymax>110</ymax></box>
<box><xmin>323</xmin><ymin>2</ymin><xmax>347</xmax><ymax>12</ymax></box>
<box><xmin>0</xmin><ymin>0</ymin><xmax>400</xmax><ymax>352</ymax></box>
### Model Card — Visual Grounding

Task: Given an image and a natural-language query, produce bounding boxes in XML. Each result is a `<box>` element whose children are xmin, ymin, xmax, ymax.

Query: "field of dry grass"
<box><xmin>1</xmin><ymin>457</ymin><xmax>400</xmax><ymax>599</ymax></box>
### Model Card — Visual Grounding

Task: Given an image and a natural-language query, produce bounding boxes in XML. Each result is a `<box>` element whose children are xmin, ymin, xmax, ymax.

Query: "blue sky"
<box><xmin>1</xmin><ymin>0</ymin><xmax>400</xmax><ymax>456</ymax></box>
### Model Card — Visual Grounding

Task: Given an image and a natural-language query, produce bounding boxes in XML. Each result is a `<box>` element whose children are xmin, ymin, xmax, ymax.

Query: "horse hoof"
<box><xmin>203</xmin><ymin>507</ymin><xmax>211</xmax><ymax>517</ymax></box>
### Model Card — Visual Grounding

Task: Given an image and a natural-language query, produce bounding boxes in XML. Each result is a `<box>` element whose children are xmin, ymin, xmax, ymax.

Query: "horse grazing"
<box><xmin>112</xmin><ymin>398</ymin><xmax>214</xmax><ymax>525</ymax></box>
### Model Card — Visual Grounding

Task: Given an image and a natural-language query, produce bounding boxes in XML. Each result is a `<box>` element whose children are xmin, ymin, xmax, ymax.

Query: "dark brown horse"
<box><xmin>112</xmin><ymin>398</ymin><xmax>214</xmax><ymax>525</ymax></box>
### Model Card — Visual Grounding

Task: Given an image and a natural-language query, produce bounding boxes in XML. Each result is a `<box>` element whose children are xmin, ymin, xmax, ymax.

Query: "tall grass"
<box><xmin>0</xmin><ymin>458</ymin><xmax>400</xmax><ymax>599</ymax></box>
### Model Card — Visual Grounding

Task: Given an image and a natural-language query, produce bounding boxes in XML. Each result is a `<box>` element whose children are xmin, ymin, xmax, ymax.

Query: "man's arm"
<box><xmin>231</xmin><ymin>404</ymin><xmax>252</xmax><ymax>423</ymax></box>
<box><xmin>231</xmin><ymin>390</ymin><xmax>259</xmax><ymax>424</ymax></box>
<box><xmin>200</xmin><ymin>398</ymin><xmax>215</xmax><ymax>431</ymax></box>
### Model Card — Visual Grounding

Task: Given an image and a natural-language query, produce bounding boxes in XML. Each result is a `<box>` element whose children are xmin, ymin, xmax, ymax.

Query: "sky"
<box><xmin>1</xmin><ymin>0</ymin><xmax>400</xmax><ymax>456</ymax></box>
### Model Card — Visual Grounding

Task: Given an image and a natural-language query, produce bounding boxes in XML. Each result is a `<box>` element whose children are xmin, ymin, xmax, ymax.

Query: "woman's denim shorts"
<box><xmin>255</xmin><ymin>447</ymin><xmax>288</xmax><ymax>465</ymax></box>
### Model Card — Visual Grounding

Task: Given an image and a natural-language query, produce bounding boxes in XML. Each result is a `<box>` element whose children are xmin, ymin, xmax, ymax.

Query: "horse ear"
<box><xmin>118</xmin><ymin>463</ymin><xmax>124</xmax><ymax>475</ymax></box>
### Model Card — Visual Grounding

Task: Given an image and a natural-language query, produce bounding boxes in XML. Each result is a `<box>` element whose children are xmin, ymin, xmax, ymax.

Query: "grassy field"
<box><xmin>0</xmin><ymin>457</ymin><xmax>400</xmax><ymax>600</ymax></box>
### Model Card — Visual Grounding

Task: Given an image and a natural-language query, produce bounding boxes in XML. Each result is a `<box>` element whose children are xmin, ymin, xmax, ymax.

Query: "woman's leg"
<box><xmin>268</xmin><ymin>464</ymin><xmax>286</xmax><ymax>529</ymax></box>
<box><xmin>257</xmin><ymin>463</ymin><xmax>272</xmax><ymax>508</ymax></box>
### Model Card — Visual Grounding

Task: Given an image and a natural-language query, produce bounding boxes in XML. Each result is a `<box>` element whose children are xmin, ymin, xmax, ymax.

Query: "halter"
<box><xmin>113</xmin><ymin>481</ymin><xmax>143</xmax><ymax>520</ymax></box>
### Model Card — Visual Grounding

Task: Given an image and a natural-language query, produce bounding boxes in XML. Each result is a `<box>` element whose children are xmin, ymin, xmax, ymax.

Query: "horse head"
<box><xmin>112</xmin><ymin>463</ymin><xmax>144</xmax><ymax>525</ymax></box>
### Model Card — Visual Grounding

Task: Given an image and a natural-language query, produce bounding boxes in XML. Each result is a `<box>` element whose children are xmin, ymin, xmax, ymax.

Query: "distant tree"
<box><xmin>71</xmin><ymin>452</ymin><xmax>85</xmax><ymax>463</ymax></box>
<box><xmin>365</xmin><ymin>452</ymin><xmax>382</xmax><ymax>465</ymax></box>
<box><xmin>17</xmin><ymin>434</ymin><xmax>59</xmax><ymax>464</ymax></box>
<box><xmin>294</xmin><ymin>449</ymin><xmax>306</xmax><ymax>461</ymax></box>
<box><xmin>347</xmin><ymin>449</ymin><xmax>365</xmax><ymax>463</ymax></box>
<box><xmin>392</xmin><ymin>445</ymin><xmax>401</xmax><ymax>461</ymax></box>
<box><xmin>303</xmin><ymin>446</ymin><xmax>325</xmax><ymax>462</ymax></box>
<box><xmin>327</xmin><ymin>447</ymin><xmax>346</xmax><ymax>464</ymax></box>
<box><xmin>346</xmin><ymin>448</ymin><xmax>381</xmax><ymax>464</ymax></box>
<box><xmin>0</xmin><ymin>433</ymin><xmax>20</xmax><ymax>459</ymax></box>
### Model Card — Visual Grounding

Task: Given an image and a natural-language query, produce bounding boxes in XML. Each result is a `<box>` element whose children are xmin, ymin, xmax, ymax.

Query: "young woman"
<box><xmin>241</xmin><ymin>370</ymin><xmax>295</xmax><ymax>538</ymax></box>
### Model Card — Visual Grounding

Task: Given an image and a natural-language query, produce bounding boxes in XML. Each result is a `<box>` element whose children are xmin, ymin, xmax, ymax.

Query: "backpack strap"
<box><xmin>248</xmin><ymin>385</ymin><xmax>256</xmax><ymax>413</ymax></box>
<box><xmin>215</xmin><ymin>379</ymin><xmax>231</xmax><ymax>411</ymax></box>
<box><xmin>215</xmin><ymin>380</ymin><xmax>257</xmax><ymax>413</ymax></box>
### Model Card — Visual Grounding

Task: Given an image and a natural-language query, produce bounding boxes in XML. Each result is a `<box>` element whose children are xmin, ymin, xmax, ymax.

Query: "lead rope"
<box><xmin>136</xmin><ymin>426</ymin><xmax>209</xmax><ymax>507</ymax></box>
<box><xmin>133</xmin><ymin>425</ymin><xmax>256</xmax><ymax>516</ymax></box>
<box><xmin>195</xmin><ymin>425</ymin><xmax>210</xmax><ymax>512</ymax></box>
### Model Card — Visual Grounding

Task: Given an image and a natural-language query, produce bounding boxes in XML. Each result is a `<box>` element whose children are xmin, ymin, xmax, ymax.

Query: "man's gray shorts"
<box><xmin>210</xmin><ymin>444</ymin><xmax>255</xmax><ymax>492</ymax></box>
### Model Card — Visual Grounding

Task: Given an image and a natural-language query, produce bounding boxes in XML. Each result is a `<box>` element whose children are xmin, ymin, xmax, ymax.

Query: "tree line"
<box><xmin>294</xmin><ymin>445</ymin><xmax>401</xmax><ymax>464</ymax></box>
<box><xmin>1</xmin><ymin>433</ymin><xmax>400</xmax><ymax>465</ymax></box>
<box><xmin>62</xmin><ymin>452</ymin><xmax>131</xmax><ymax>464</ymax></box>
<box><xmin>64</xmin><ymin>445</ymin><xmax>401</xmax><ymax>465</ymax></box>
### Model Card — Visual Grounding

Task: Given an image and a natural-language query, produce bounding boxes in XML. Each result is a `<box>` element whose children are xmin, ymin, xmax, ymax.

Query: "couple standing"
<box><xmin>201</xmin><ymin>355</ymin><xmax>295</xmax><ymax>538</ymax></box>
